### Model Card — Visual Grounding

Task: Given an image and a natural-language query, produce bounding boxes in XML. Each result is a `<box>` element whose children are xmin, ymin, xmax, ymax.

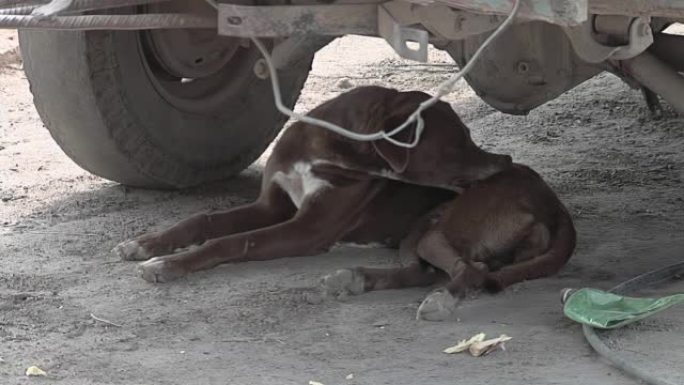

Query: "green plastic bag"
<box><xmin>562</xmin><ymin>288</ymin><xmax>684</xmax><ymax>329</ymax></box>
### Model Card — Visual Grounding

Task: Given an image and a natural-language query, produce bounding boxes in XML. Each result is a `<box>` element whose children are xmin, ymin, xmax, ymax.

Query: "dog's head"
<box><xmin>361</xmin><ymin>88</ymin><xmax>512</xmax><ymax>190</ymax></box>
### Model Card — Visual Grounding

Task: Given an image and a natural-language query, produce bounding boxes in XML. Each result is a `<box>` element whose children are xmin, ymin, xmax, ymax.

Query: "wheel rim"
<box><xmin>138</xmin><ymin>0</ymin><xmax>249</xmax><ymax>113</ymax></box>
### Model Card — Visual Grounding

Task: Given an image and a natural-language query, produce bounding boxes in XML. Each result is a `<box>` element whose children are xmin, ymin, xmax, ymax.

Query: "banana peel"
<box><xmin>25</xmin><ymin>366</ymin><xmax>47</xmax><ymax>377</ymax></box>
<box><xmin>469</xmin><ymin>334</ymin><xmax>512</xmax><ymax>357</ymax></box>
<box><xmin>443</xmin><ymin>332</ymin><xmax>486</xmax><ymax>354</ymax></box>
<box><xmin>443</xmin><ymin>333</ymin><xmax>511</xmax><ymax>357</ymax></box>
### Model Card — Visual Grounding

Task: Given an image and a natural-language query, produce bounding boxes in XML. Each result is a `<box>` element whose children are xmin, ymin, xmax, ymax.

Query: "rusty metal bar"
<box><xmin>56</xmin><ymin>0</ymin><xmax>171</xmax><ymax>13</ymax></box>
<box><xmin>0</xmin><ymin>0</ymin><xmax>170</xmax><ymax>15</ymax></box>
<box><xmin>649</xmin><ymin>33</ymin><xmax>684</xmax><ymax>72</ymax></box>
<box><xmin>0</xmin><ymin>4</ymin><xmax>33</xmax><ymax>13</ymax></box>
<box><xmin>622</xmin><ymin>51</ymin><xmax>684</xmax><ymax>115</ymax></box>
<box><xmin>0</xmin><ymin>13</ymin><xmax>215</xmax><ymax>29</ymax></box>
<box><xmin>420</xmin><ymin>0</ymin><xmax>684</xmax><ymax>25</ymax></box>
<box><xmin>589</xmin><ymin>0</ymin><xmax>684</xmax><ymax>20</ymax></box>
<box><xmin>0</xmin><ymin>0</ymin><xmax>44</xmax><ymax>6</ymax></box>
<box><xmin>413</xmin><ymin>0</ymin><xmax>587</xmax><ymax>25</ymax></box>
<box><xmin>218</xmin><ymin>3</ymin><xmax>378</xmax><ymax>37</ymax></box>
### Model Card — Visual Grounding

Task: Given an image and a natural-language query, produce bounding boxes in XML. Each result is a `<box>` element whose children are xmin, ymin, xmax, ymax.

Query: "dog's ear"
<box><xmin>371</xmin><ymin>117</ymin><xmax>418</xmax><ymax>173</ymax></box>
<box><xmin>365</xmin><ymin>90</ymin><xmax>424</xmax><ymax>173</ymax></box>
<box><xmin>372</xmin><ymin>136</ymin><xmax>410</xmax><ymax>173</ymax></box>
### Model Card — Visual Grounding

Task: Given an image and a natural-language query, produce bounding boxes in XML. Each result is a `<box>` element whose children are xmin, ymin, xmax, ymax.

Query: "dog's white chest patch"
<box><xmin>272</xmin><ymin>162</ymin><xmax>332</xmax><ymax>208</ymax></box>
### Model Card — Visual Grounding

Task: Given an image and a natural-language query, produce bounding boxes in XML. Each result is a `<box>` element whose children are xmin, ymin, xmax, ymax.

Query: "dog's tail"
<box><xmin>483</xmin><ymin>205</ymin><xmax>577</xmax><ymax>293</ymax></box>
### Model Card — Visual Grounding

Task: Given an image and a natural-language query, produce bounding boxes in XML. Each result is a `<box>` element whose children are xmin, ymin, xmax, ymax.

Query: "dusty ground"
<box><xmin>1</xmin><ymin>29</ymin><xmax>684</xmax><ymax>385</ymax></box>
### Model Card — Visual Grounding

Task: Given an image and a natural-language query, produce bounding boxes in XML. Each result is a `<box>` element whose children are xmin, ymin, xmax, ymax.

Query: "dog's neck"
<box><xmin>311</xmin><ymin>159</ymin><xmax>465</xmax><ymax>193</ymax></box>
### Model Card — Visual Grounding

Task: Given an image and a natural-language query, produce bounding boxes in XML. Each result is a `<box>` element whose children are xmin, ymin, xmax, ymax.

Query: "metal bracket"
<box><xmin>563</xmin><ymin>16</ymin><xmax>653</xmax><ymax>63</ymax></box>
<box><xmin>609</xmin><ymin>17</ymin><xmax>653</xmax><ymax>60</ymax></box>
<box><xmin>379</xmin><ymin>1</ymin><xmax>503</xmax><ymax>42</ymax></box>
<box><xmin>414</xmin><ymin>4</ymin><xmax>504</xmax><ymax>41</ymax></box>
<box><xmin>378</xmin><ymin>4</ymin><xmax>429</xmax><ymax>62</ymax></box>
<box><xmin>218</xmin><ymin>2</ymin><xmax>430</xmax><ymax>63</ymax></box>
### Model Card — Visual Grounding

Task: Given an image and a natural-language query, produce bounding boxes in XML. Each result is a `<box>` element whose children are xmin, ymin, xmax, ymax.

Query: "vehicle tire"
<box><xmin>18</xmin><ymin>28</ymin><xmax>312</xmax><ymax>188</ymax></box>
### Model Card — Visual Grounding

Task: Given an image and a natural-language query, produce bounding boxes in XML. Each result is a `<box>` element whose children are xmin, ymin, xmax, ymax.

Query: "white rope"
<box><xmin>207</xmin><ymin>0</ymin><xmax>521</xmax><ymax>148</ymax></box>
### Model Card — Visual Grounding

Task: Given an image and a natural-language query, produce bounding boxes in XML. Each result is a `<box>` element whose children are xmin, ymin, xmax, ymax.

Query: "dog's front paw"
<box><xmin>138</xmin><ymin>257</ymin><xmax>187</xmax><ymax>283</ymax></box>
<box><xmin>416</xmin><ymin>289</ymin><xmax>460</xmax><ymax>322</ymax></box>
<box><xmin>113</xmin><ymin>240</ymin><xmax>151</xmax><ymax>261</ymax></box>
<box><xmin>320</xmin><ymin>269</ymin><xmax>365</xmax><ymax>298</ymax></box>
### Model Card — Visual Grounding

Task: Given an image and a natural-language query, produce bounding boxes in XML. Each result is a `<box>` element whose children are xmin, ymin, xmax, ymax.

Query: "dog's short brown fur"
<box><xmin>322</xmin><ymin>164</ymin><xmax>576</xmax><ymax>321</ymax></box>
<box><xmin>113</xmin><ymin>86</ymin><xmax>511</xmax><ymax>282</ymax></box>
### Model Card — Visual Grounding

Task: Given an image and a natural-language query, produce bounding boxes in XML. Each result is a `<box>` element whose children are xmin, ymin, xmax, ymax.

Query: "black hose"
<box><xmin>579</xmin><ymin>261</ymin><xmax>684</xmax><ymax>385</ymax></box>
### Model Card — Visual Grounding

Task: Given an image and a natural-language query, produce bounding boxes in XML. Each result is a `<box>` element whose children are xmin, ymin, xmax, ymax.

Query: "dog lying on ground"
<box><xmin>113</xmin><ymin>86</ymin><xmax>511</xmax><ymax>282</ymax></box>
<box><xmin>322</xmin><ymin>163</ymin><xmax>576</xmax><ymax>321</ymax></box>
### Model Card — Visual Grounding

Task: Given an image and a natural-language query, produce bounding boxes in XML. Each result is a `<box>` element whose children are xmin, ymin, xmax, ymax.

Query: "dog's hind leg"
<box><xmin>321</xmin><ymin>202</ymin><xmax>449</xmax><ymax>297</ymax></box>
<box><xmin>484</xmin><ymin>209</ymin><xmax>576</xmax><ymax>291</ymax></box>
<box><xmin>397</xmin><ymin>202</ymin><xmax>448</xmax><ymax>260</ymax></box>
<box><xmin>414</xmin><ymin>230</ymin><xmax>488</xmax><ymax>321</ymax></box>
<box><xmin>320</xmin><ymin>262</ymin><xmax>441</xmax><ymax>297</ymax></box>
<box><xmin>114</xmin><ymin>186</ymin><xmax>296</xmax><ymax>261</ymax></box>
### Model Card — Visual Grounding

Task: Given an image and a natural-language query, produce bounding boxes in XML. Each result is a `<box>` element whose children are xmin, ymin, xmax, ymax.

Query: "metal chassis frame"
<box><xmin>3</xmin><ymin>0</ymin><xmax>684</xmax><ymax>115</ymax></box>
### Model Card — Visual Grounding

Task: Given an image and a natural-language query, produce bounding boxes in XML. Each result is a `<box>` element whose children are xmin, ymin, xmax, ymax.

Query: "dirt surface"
<box><xmin>1</xmin><ymin>30</ymin><xmax>684</xmax><ymax>385</ymax></box>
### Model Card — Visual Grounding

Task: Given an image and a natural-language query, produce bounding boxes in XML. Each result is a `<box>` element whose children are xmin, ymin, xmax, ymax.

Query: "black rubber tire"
<box><xmin>18</xmin><ymin>30</ymin><xmax>312</xmax><ymax>188</ymax></box>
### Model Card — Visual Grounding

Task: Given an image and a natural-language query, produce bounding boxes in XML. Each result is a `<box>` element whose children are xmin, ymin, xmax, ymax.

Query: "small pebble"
<box><xmin>336</xmin><ymin>78</ymin><xmax>354</xmax><ymax>89</ymax></box>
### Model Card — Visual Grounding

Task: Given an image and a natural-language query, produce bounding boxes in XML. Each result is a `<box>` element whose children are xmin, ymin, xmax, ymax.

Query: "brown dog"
<box><xmin>322</xmin><ymin>164</ymin><xmax>576</xmax><ymax>321</ymax></box>
<box><xmin>113</xmin><ymin>86</ymin><xmax>512</xmax><ymax>282</ymax></box>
